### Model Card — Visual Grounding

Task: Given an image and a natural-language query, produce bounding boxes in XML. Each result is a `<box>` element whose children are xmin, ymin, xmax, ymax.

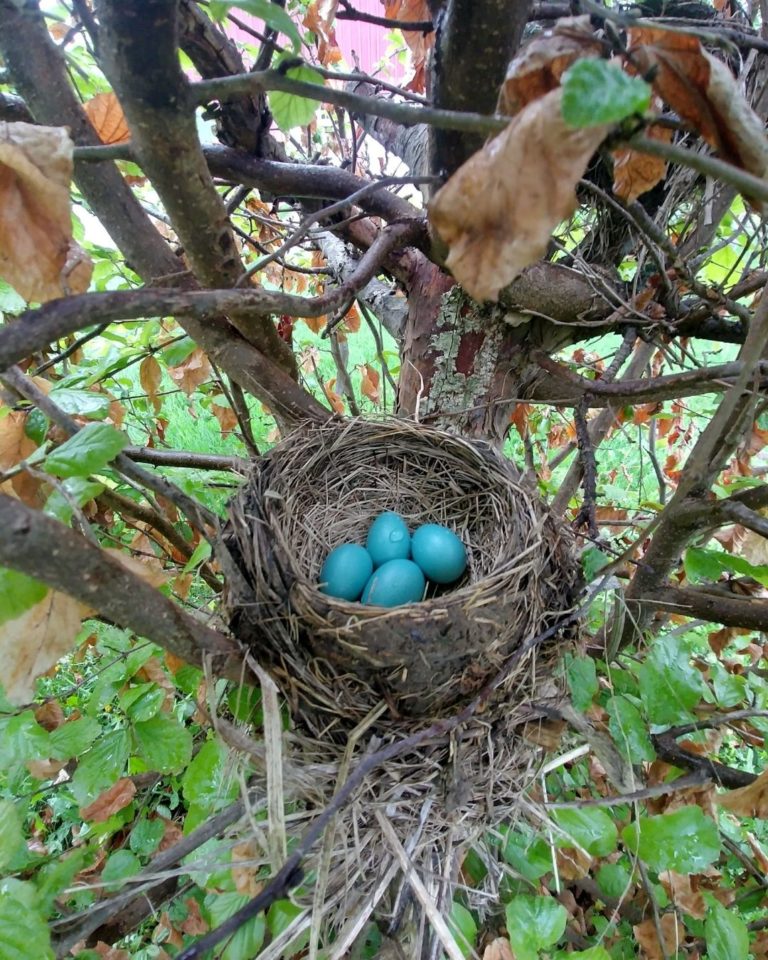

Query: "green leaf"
<box><xmin>183</xmin><ymin>538</ymin><xmax>212</xmax><ymax>573</ymax></box>
<box><xmin>270</xmin><ymin>60</ymin><xmax>325</xmax><ymax>131</ymax></box>
<box><xmin>711</xmin><ymin>660</ymin><xmax>747</xmax><ymax>709</ymax></box>
<box><xmin>119</xmin><ymin>683</ymin><xmax>165</xmax><ymax>722</ymax></box>
<box><xmin>71</xmin><ymin>728</ymin><xmax>130</xmax><ymax>805</ymax></box>
<box><xmin>49</xmin><ymin>388</ymin><xmax>110</xmax><ymax>420</ymax></box>
<box><xmin>35</xmin><ymin>848</ymin><xmax>92</xmax><ymax>913</ymax></box>
<box><xmin>566</xmin><ymin>654</ymin><xmax>598</xmax><ymax>711</ymax></box>
<box><xmin>448</xmin><ymin>902</ymin><xmax>477</xmax><ymax>957</ymax></box>
<box><xmin>0</xmin><ymin>894</ymin><xmax>54</xmax><ymax>960</ymax></box>
<box><xmin>49</xmin><ymin>717</ymin><xmax>101</xmax><ymax>760</ymax></box>
<box><xmin>505</xmin><ymin>895</ymin><xmax>567</xmax><ymax>960</ymax></box>
<box><xmin>209</xmin><ymin>0</ymin><xmax>301</xmax><ymax>50</ymax></box>
<box><xmin>207</xmin><ymin>892</ymin><xmax>266</xmax><ymax>960</ymax></box>
<box><xmin>0</xmin><ymin>711</ymin><xmax>51</xmax><ymax>766</ymax></box>
<box><xmin>266</xmin><ymin>899</ymin><xmax>306</xmax><ymax>944</ymax></box>
<box><xmin>498</xmin><ymin>825</ymin><xmax>552</xmax><ymax>882</ymax></box>
<box><xmin>637</xmin><ymin>634</ymin><xmax>707</xmax><ymax>725</ymax></box>
<box><xmin>0</xmin><ymin>568</ymin><xmax>48</xmax><ymax>625</ymax></box>
<box><xmin>553</xmin><ymin>807</ymin><xmax>618</xmax><ymax>857</ymax></box>
<box><xmin>554</xmin><ymin>948</ymin><xmax>611</xmax><ymax>960</ymax></box>
<box><xmin>581</xmin><ymin>546</ymin><xmax>609</xmax><ymax>582</ymax></box>
<box><xmin>132</xmin><ymin>714</ymin><xmax>192</xmax><ymax>774</ymax></box>
<box><xmin>596</xmin><ymin>861</ymin><xmax>632</xmax><ymax>900</ymax></box>
<box><xmin>704</xmin><ymin>895</ymin><xmax>749</xmax><ymax>960</ymax></box>
<box><xmin>606</xmin><ymin>695</ymin><xmax>655</xmax><ymax>762</ymax></box>
<box><xmin>685</xmin><ymin>546</ymin><xmax>768</xmax><ymax>586</ymax></box>
<box><xmin>621</xmin><ymin>806</ymin><xmax>720</xmax><ymax>873</ymax></box>
<box><xmin>0</xmin><ymin>801</ymin><xmax>24</xmax><ymax>871</ymax></box>
<box><xmin>562</xmin><ymin>59</ymin><xmax>651</xmax><ymax>127</ymax></box>
<box><xmin>44</xmin><ymin>423</ymin><xmax>127</xmax><ymax>478</ymax></box>
<box><xmin>129</xmin><ymin>817</ymin><xmax>165</xmax><ymax>857</ymax></box>
<box><xmin>101</xmin><ymin>850</ymin><xmax>141</xmax><ymax>891</ymax></box>
<box><xmin>24</xmin><ymin>407</ymin><xmax>48</xmax><ymax>445</ymax></box>
<box><xmin>44</xmin><ymin>478</ymin><xmax>104</xmax><ymax>524</ymax></box>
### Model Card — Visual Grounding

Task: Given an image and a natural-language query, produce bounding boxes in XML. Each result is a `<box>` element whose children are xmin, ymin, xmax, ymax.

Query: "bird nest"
<box><xmin>221</xmin><ymin>418</ymin><xmax>583</xmax><ymax>953</ymax></box>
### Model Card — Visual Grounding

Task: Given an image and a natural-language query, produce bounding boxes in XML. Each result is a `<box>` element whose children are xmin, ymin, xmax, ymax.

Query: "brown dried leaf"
<box><xmin>0</xmin><ymin>122</ymin><xmax>93</xmax><ymax>301</ymax></box>
<box><xmin>168</xmin><ymin>347</ymin><xmax>211</xmax><ymax>395</ymax></box>
<box><xmin>211</xmin><ymin>401</ymin><xmax>238</xmax><ymax>435</ymax></box>
<box><xmin>747</xmin><ymin>832</ymin><xmax>768</xmax><ymax>873</ymax></box>
<box><xmin>153</xmin><ymin>912</ymin><xmax>183</xmax><ymax>950</ymax></box>
<box><xmin>79</xmin><ymin>778</ymin><xmax>137</xmax><ymax>822</ymax></box>
<box><xmin>555</xmin><ymin>843</ymin><xmax>592</xmax><ymax>880</ymax></box>
<box><xmin>658</xmin><ymin>870</ymin><xmax>706</xmax><ymax>919</ymax></box>
<box><xmin>628</xmin><ymin>29</ymin><xmax>768</xmax><ymax>205</ymax></box>
<box><xmin>0</xmin><ymin>409</ymin><xmax>46</xmax><ymax>506</ymax></box>
<box><xmin>717</xmin><ymin>768</ymin><xmax>768</xmax><ymax>817</ymax></box>
<box><xmin>359</xmin><ymin>363</ymin><xmax>381</xmax><ymax>406</ymax></box>
<box><xmin>499</xmin><ymin>16</ymin><xmax>602</xmax><ymax>116</ymax></box>
<box><xmin>158</xmin><ymin>817</ymin><xmax>183</xmax><ymax>852</ymax></box>
<box><xmin>180</xmin><ymin>898</ymin><xmax>208</xmax><ymax>936</ymax></box>
<box><xmin>137</xmin><ymin>657</ymin><xmax>175</xmax><ymax>712</ymax></box>
<box><xmin>104</xmin><ymin>547</ymin><xmax>168</xmax><ymax>590</ymax></box>
<box><xmin>520</xmin><ymin>717</ymin><xmax>566</xmax><ymax>750</ymax></box>
<box><xmin>324</xmin><ymin>378</ymin><xmax>345</xmax><ymax>415</ymax></box>
<box><xmin>304</xmin><ymin>0</ymin><xmax>343</xmax><ymax>66</ymax></box>
<box><xmin>483</xmin><ymin>939</ymin><xmax>515</xmax><ymax>960</ymax></box>
<box><xmin>429</xmin><ymin>88</ymin><xmax>608</xmax><ymax>302</ymax></box>
<box><xmin>302</xmin><ymin>314</ymin><xmax>326</xmax><ymax>335</ymax></box>
<box><xmin>633</xmin><ymin>913</ymin><xmax>684</xmax><ymax>960</ymax></box>
<box><xmin>613</xmin><ymin>99</ymin><xmax>673</xmax><ymax>203</ymax></box>
<box><xmin>140</xmin><ymin>355</ymin><xmax>163</xmax><ymax>414</ymax></box>
<box><xmin>93</xmin><ymin>943</ymin><xmax>131</xmax><ymax>960</ymax></box>
<box><xmin>384</xmin><ymin>0</ymin><xmax>433</xmax><ymax>93</ymax></box>
<box><xmin>232</xmin><ymin>839</ymin><xmax>261</xmax><ymax>896</ymax></box>
<box><xmin>83</xmin><ymin>92</ymin><xmax>131</xmax><ymax>145</ymax></box>
<box><xmin>26</xmin><ymin>758</ymin><xmax>66</xmax><ymax>780</ymax></box>
<box><xmin>0</xmin><ymin>590</ymin><xmax>86</xmax><ymax>704</ymax></box>
<box><xmin>35</xmin><ymin>701</ymin><xmax>65</xmax><ymax>731</ymax></box>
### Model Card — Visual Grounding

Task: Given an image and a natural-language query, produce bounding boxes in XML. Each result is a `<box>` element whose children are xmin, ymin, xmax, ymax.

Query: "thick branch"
<box><xmin>0</xmin><ymin>494</ymin><xmax>238</xmax><ymax>672</ymax></box>
<box><xmin>0</xmin><ymin>221</ymin><xmax>421</xmax><ymax>372</ymax></box>
<box><xmin>648</xmin><ymin>584</ymin><xmax>768</xmax><ymax>632</ymax></box>
<box><xmin>94</xmin><ymin>0</ymin><xmax>291</xmax><ymax>369</ymax></box>
<box><xmin>124</xmin><ymin>447</ymin><xmax>246</xmax><ymax>472</ymax></box>
<box><xmin>429</xmin><ymin>0</ymin><xmax>533</xmax><ymax>175</ymax></box>
<box><xmin>652</xmin><ymin>731</ymin><xmax>756</xmax><ymax>788</ymax></box>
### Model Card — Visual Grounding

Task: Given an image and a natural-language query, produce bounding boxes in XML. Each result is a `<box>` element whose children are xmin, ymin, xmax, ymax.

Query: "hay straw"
<box><xmin>221</xmin><ymin>417</ymin><xmax>583</xmax><ymax>951</ymax></box>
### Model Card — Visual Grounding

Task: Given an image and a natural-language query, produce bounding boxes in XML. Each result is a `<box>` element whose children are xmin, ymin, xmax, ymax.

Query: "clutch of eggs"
<box><xmin>318</xmin><ymin>512</ymin><xmax>468</xmax><ymax>607</ymax></box>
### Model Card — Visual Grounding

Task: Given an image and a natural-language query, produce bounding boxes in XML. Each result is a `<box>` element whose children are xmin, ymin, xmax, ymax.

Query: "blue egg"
<box><xmin>318</xmin><ymin>543</ymin><xmax>374</xmax><ymax>601</ymax></box>
<box><xmin>361</xmin><ymin>559</ymin><xmax>425</xmax><ymax>607</ymax></box>
<box><xmin>411</xmin><ymin>524</ymin><xmax>467</xmax><ymax>584</ymax></box>
<box><xmin>366</xmin><ymin>511</ymin><xmax>411</xmax><ymax>567</ymax></box>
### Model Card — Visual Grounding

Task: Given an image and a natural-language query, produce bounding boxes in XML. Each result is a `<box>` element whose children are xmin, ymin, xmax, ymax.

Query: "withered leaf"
<box><xmin>0</xmin><ymin>590</ymin><xmax>87</xmax><ymax>704</ymax></box>
<box><xmin>140</xmin><ymin>355</ymin><xmax>163</xmax><ymax>414</ymax></box>
<box><xmin>613</xmin><ymin>97</ymin><xmax>672</xmax><ymax>203</ymax></box>
<box><xmin>0</xmin><ymin>122</ymin><xmax>93</xmax><ymax>302</ymax></box>
<box><xmin>429</xmin><ymin>88</ymin><xmax>609</xmax><ymax>302</ymax></box>
<box><xmin>83</xmin><ymin>92</ymin><xmax>131</xmax><ymax>145</ymax></box>
<box><xmin>628</xmin><ymin>28</ymin><xmax>768</xmax><ymax>207</ymax></box>
<box><xmin>359</xmin><ymin>363</ymin><xmax>381</xmax><ymax>405</ymax></box>
<box><xmin>717</xmin><ymin>768</ymin><xmax>768</xmax><ymax>817</ymax></box>
<box><xmin>324</xmin><ymin>378</ymin><xmax>345</xmax><ymax>415</ymax></box>
<box><xmin>658</xmin><ymin>870</ymin><xmax>706</xmax><ymax>919</ymax></box>
<box><xmin>79</xmin><ymin>778</ymin><xmax>137</xmax><ymax>822</ymax></box>
<box><xmin>304</xmin><ymin>0</ymin><xmax>343</xmax><ymax>66</ymax></box>
<box><xmin>168</xmin><ymin>347</ymin><xmax>211</xmax><ymax>396</ymax></box>
<box><xmin>483</xmin><ymin>939</ymin><xmax>515</xmax><ymax>960</ymax></box>
<box><xmin>634</xmin><ymin>913</ymin><xmax>684</xmax><ymax>960</ymax></box>
<box><xmin>499</xmin><ymin>16</ymin><xmax>602</xmax><ymax>117</ymax></box>
<box><xmin>384</xmin><ymin>0</ymin><xmax>433</xmax><ymax>93</ymax></box>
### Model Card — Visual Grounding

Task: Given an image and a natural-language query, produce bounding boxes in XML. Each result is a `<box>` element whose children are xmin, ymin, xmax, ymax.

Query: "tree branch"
<box><xmin>123</xmin><ymin>447</ymin><xmax>246</xmax><ymax>472</ymax></box>
<box><xmin>0</xmin><ymin>494</ymin><xmax>239</xmax><ymax>672</ymax></box>
<box><xmin>429</xmin><ymin>0</ymin><xmax>533</xmax><ymax>175</ymax></box>
<box><xmin>652</xmin><ymin>729</ymin><xmax>759</xmax><ymax>788</ymax></box>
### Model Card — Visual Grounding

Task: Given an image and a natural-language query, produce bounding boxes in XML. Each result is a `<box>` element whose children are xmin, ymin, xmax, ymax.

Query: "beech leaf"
<box><xmin>0</xmin><ymin>122</ymin><xmax>92</xmax><ymax>302</ymax></box>
<box><xmin>79</xmin><ymin>778</ymin><xmax>137</xmax><ymax>823</ymax></box>
<box><xmin>717</xmin><ymin>768</ymin><xmax>768</xmax><ymax>817</ymax></box>
<box><xmin>562</xmin><ymin>58</ymin><xmax>651</xmax><ymax>127</ymax></box>
<box><xmin>83</xmin><ymin>92</ymin><xmax>130</xmax><ymax>145</ymax></box>
<box><xmin>429</xmin><ymin>89</ymin><xmax>609</xmax><ymax>302</ymax></box>
<box><xmin>0</xmin><ymin>589</ymin><xmax>87</xmax><ymax>704</ymax></box>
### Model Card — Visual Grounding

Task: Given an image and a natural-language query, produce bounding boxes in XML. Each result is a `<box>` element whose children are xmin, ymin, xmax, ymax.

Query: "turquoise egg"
<box><xmin>366</xmin><ymin>511</ymin><xmax>411</xmax><ymax>567</ymax></box>
<box><xmin>361</xmin><ymin>559</ymin><xmax>425</xmax><ymax>607</ymax></box>
<box><xmin>411</xmin><ymin>524</ymin><xmax>467</xmax><ymax>584</ymax></box>
<box><xmin>318</xmin><ymin>543</ymin><xmax>374</xmax><ymax>601</ymax></box>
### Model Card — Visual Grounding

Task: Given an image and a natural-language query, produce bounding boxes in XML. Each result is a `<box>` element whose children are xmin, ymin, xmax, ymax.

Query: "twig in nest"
<box><xmin>174</xmin><ymin>604</ymin><xmax>583</xmax><ymax>960</ymax></box>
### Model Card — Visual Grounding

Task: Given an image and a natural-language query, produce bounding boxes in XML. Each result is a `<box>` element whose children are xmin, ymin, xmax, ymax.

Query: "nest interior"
<box><xmin>224</xmin><ymin>418</ymin><xmax>581</xmax><ymax>730</ymax></box>
<box><xmin>221</xmin><ymin>419</ymin><xmax>584</xmax><ymax>951</ymax></box>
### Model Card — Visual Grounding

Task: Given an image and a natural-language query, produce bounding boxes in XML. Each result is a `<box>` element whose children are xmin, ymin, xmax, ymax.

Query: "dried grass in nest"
<box><xmin>221</xmin><ymin>418</ymin><xmax>583</xmax><ymax>953</ymax></box>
